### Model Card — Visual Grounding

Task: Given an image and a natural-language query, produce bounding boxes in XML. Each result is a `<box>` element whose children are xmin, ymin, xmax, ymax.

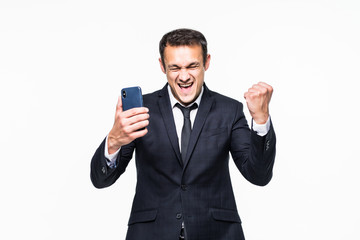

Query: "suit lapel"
<box><xmin>183</xmin><ymin>85</ymin><xmax>214</xmax><ymax>169</ymax></box>
<box><xmin>158</xmin><ymin>84</ymin><xmax>182</xmax><ymax>166</ymax></box>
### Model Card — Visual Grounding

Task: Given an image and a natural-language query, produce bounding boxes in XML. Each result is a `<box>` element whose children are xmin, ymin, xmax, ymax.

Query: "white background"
<box><xmin>1</xmin><ymin>0</ymin><xmax>359</xmax><ymax>239</ymax></box>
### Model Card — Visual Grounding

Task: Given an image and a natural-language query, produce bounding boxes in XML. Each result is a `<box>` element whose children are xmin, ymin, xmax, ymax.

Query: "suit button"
<box><xmin>101</xmin><ymin>166</ymin><xmax>106</xmax><ymax>174</ymax></box>
<box><xmin>181</xmin><ymin>185</ymin><xmax>187</xmax><ymax>191</ymax></box>
<box><xmin>176</xmin><ymin>213</ymin><xmax>182</xmax><ymax>219</ymax></box>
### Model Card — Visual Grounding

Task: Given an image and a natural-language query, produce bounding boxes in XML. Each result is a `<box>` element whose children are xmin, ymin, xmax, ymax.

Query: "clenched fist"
<box><xmin>107</xmin><ymin>96</ymin><xmax>150</xmax><ymax>154</ymax></box>
<box><xmin>244</xmin><ymin>82</ymin><xmax>273</xmax><ymax>124</ymax></box>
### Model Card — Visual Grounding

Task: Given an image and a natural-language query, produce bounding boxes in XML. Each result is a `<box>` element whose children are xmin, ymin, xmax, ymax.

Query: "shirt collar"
<box><xmin>167</xmin><ymin>84</ymin><xmax>204</xmax><ymax>109</ymax></box>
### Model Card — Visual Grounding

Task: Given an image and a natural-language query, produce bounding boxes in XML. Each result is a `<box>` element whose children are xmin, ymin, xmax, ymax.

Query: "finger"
<box><xmin>127</xmin><ymin>119</ymin><xmax>150</xmax><ymax>133</ymax></box>
<box><xmin>127</xmin><ymin>113</ymin><xmax>150</xmax><ymax>126</ymax></box>
<box><xmin>123</xmin><ymin>107</ymin><xmax>149</xmax><ymax>118</ymax></box>
<box><xmin>247</xmin><ymin>88</ymin><xmax>261</xmax><ymax>96</ymax></box>
<box><xmin>244</xmin><ymin>91</ymin><xmax>255</xmax><ymax>102</ymax></box>
<box><xmin>251</xmin><ymin>84</ymin><xmax>271</xmax><ymax>96</ymax></box>
<box><xmin>252</xmin><ymin>84</ymin><xmax>268</xmax><ymax>92</ymax></box>
<box><xmin>257</xmin><ymin>82</ymin><xmax>271</xmax><ymax>88</ymax></box>
<box><xmin>128</xmin><ymin>127</ymin><xmax>148</xmax><ymax>139</ymax></box>
<box><xmin>258</xmin><ymin>82</ymin><xmax>273</xmax><ymax>92</ymax></box>
<box><xmin>244</xmin><ymin>91</ymin><xmax>249</xmax><ymax>99</ymax></box>
<box><xmin>251</xmin><ymin>84</ymin><xmax>263</xmax><ymax>90</ymax></box>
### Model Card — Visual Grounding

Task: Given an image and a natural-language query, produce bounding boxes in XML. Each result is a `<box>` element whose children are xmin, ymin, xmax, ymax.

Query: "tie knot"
<box><xmin>175</xmin><ymin>103</ymin><xmax>198</xmax><ymax>118</ymax></box>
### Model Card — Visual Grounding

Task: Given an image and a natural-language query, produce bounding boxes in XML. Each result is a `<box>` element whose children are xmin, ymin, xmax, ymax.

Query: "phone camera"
<box><xmin>122</xmin><ymin>90</ymin><xmax>126</xmax><ymax>98</ymax></box>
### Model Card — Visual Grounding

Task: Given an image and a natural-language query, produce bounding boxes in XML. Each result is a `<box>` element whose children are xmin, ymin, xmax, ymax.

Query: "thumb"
<box><xmin>116</xmin><ymin>96</ymin><xmax>123</xmax><ymax>113</ymax></box>
<box><xmin>243</xmin><ymin>92</ymin><xmax>250</xmax><ymax>102</ymax></box>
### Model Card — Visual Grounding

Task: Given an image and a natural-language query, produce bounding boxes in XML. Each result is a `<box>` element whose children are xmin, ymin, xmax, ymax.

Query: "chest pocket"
<box><xmin>201</xmin><ymin>127</ymin><xmax>228</xmax><ymax>138</ymax></box>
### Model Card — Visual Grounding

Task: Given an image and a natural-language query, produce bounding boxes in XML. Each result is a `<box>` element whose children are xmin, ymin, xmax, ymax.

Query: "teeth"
<box><xmin>179</xmin><ymin>83</ymin><xmax>192</xmax><ymax>88</ymax></box>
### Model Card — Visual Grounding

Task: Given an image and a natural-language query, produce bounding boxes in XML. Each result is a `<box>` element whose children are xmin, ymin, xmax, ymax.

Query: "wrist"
<box><xmin>107</xmin><ymin>134</ymin><xmax>122</xmax><ymax>154</ymax></box>
<box><xmin>252</xmin><ymin>113</ymin><xmax>269</xmax><ymax>125</ymax></box>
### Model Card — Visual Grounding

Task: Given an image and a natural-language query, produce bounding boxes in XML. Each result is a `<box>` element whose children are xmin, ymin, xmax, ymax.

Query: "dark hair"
<box><xmin>159</xmin><ymin>28</ymin><xmax>208</xmax><ymax>69</ymax></box>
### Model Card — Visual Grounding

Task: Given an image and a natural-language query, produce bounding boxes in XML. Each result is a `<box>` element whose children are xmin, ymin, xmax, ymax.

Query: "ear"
<box><xmin>205</xmin><ymin>54</ymin><xmax>211</xmax><ymax>71</ymax></box>
<box><xmin>159</xmin><ymin>58</ymin><xmax>166</xmax><ymax>74</ymax></box>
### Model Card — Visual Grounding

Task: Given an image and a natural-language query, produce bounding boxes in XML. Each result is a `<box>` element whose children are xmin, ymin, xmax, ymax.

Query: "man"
<box><xmin>91</xmin><ymin>28</ymin><xmax>276</xmax><ymax>240</ymax></box>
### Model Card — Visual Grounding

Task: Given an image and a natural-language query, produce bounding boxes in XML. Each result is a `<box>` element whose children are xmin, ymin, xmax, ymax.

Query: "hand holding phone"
<box><xmin>107</xmin><ymin>86</ymin><xmax>149</xmax><ymax>154</ymax></box>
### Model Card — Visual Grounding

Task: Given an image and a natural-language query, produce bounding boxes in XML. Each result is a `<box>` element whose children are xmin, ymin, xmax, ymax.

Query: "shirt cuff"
<box><xmin>104</xmin><ymin>135</ymin><xmax>121</xmax><ymax>168</ymax></box>
<box><xmin>252</xmin><ymin>117</ymin><xmax>271</xmax><ymax>137</ymax></box>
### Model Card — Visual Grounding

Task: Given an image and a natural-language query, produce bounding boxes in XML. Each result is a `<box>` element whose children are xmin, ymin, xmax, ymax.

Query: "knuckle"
<box><xmin>118</xmin><ymin>119</ymin><xmax>127</xmax><ymax>128</ymax></box>
<box><xmin>129</xmin><ymin>108</ymin><xmax>137</xmax><ymax>115</ymax></box>
<box><xmin>123</xmin><ymin>127</ymin><xmax>132</xmax><ymax>135</ymax></box>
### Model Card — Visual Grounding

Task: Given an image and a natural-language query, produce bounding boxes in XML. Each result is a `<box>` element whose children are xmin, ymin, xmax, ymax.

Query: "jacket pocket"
<box><xmin>211</xmin><ymin>208</ymin><xmax>241</xmax><ymax>223</ymax></box>
<box><xmin>128</xmin><ymin>209</ymin><xmax>158</xmax><ymax>225</ymax></box>
<box><xmin>201</xmin><ymin>127</ymin><xmax>228</xmax><ymax>138</ymax></box>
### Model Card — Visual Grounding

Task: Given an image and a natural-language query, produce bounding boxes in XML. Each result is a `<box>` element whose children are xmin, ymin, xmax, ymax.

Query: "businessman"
<box><xmin>91</xmin><ymin>28</ymin><xmax>276</xmax><ymax>240</ymax></box>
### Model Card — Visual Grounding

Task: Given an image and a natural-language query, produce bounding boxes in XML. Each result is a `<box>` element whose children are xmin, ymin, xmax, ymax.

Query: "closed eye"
<box><xmin>187</xmin><ymin>63</ymin><xmax>200</xmax><ymax>69</ymax></box>
<box><xmin>167</xmin><ymin>62</ymin><xmax>200</xmax><ymax>72</ymax></box>
<box><xmin>168</xmin><ymin>65</ymin><xmax>181</xmax><ymax>72</ymax></box>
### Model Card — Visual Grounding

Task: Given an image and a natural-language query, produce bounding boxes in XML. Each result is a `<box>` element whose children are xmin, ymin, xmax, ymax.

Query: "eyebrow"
<box><xmin>188</xmin><ymin>62</ymin><xmax>200</xmax><ymax>67</ymax></box>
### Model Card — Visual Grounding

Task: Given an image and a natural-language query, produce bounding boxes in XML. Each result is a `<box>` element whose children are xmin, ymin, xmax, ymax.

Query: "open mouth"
<box><xmin>178</xmin><ymin>82</ymin><xmax>193</xmax><ymax>89</ymax></box>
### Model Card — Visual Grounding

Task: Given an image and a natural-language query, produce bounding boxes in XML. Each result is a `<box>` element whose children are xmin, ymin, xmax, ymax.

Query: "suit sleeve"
<box><xmin>230</xmin><ymin>102</ymin><xmax>276</xmax><ymax>186</ymax></box>
<box><xmin>90</xmin><ymin>137</ymin><xmax>135</xmax><ymax>188</ymax></box>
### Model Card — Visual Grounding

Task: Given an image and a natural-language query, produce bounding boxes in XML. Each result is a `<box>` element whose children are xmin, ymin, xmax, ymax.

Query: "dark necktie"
<box><xmin>176</xmin><ymin>103</ymin><xmax>198</xmax><ymax>164</ymax></box>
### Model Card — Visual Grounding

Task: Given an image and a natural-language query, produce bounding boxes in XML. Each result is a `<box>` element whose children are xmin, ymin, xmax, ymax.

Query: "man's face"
<box><xmin>160</xmin><ymin>44</ymin><xmax>210</xmax><ymax>106</ymax></box>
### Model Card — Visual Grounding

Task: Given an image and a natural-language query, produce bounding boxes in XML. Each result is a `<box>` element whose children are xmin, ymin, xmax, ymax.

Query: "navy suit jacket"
<box><xmin>91</xmin><ymin>84</ymin><xmax>276</xmax><ymax>240</ymax></box>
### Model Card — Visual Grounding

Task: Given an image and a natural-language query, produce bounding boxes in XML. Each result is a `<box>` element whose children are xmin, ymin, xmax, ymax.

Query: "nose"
<box><xmin>179</xmin><ymin>69</ymin><xmax>190</xmax><ymax>82</ymax></box>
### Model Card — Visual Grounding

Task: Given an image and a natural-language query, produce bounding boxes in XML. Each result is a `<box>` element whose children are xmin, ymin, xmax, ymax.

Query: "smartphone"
<box><xmin>121</xmin><ymin>86</ymin><xmax>144</xmax><ymax>111</ymax></box>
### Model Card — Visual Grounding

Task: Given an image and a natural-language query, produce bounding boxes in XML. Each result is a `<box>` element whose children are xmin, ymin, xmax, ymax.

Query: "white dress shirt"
<box><xmin>105</xmin><ymin>86</ymin><xmax>270</xmax><ymax>166</ymax></box>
